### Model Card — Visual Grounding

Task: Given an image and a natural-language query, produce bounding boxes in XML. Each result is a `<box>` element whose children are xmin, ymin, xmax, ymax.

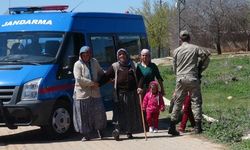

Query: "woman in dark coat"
<box><xmin>99</xmin><ymin>48</ymin><xmax>142</xmax><ymax>141</ymax></box>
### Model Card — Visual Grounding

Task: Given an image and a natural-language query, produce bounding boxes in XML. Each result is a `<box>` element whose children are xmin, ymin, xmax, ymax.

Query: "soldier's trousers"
<box><xmin>171</xmin><ymin>77</ymin><xmax>202</xmax><ymax>122</ymax></box>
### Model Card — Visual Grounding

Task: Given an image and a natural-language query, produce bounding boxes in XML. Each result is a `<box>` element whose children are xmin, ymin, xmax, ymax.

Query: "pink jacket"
<box><xmin>142</xmin><ymin>92</ymin><xmax>165</xmax><ymax>113</ymax></box>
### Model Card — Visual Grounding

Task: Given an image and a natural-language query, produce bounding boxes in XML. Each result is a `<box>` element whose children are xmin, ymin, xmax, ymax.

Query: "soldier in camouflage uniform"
<box><xmin>168</xmin><ymin>30</ymin><xmax>210</xmax><ymax>136</ymax></box>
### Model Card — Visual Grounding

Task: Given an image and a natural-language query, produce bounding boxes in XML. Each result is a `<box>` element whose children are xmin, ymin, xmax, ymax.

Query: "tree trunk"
<box><xmin>157</xmin><ymin>45</ymin><xmax>161</xmax><ymax>58</ymax></box>
<box><xmin>216</xmin><ymin>42</ymin><xmax>222</xmax><ymax>55</ymax></box>
<box><xmin>216</xmin><ymin>28</ymin><xmax>222</xmax><ymax>55</ymax></box>
<box><xmin>247</xmin><ymin>34</ymin><xmax>250</xmax><ymax>51</ymax></box>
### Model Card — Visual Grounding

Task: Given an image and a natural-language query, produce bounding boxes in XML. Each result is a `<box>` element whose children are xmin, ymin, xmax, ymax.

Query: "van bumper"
<box><xmin>0</xmin><ymin>99</ymin><xmax>55</xmax><ymax>128</ymax></box>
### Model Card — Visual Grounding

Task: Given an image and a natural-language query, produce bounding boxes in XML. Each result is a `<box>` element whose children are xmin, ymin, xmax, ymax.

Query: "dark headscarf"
<box><xmin>116</xmin><ymin>48</ymin><xmax>131</xmax><ymax>66</ymax></box>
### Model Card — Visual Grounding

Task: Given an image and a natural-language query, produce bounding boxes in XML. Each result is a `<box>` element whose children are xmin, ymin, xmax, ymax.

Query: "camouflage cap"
<box><xmin>179</xmin><ymin>30</ymin><xmax>190</xmax><ymax>38</ymax></box>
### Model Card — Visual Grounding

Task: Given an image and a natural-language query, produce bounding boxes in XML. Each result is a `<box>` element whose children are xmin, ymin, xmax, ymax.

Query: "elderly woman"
<box><xmin>136</xmin><ymin>49</ymin><xmax>165</xmax><ymax>96</ymax></box>
<box><xmin>73</xmin><ymin>46</ymin><xmax>107</xmax><ymax>141</ymax></box>
<box><xmin>99</xmin><ymin>48</ymin><xmax>142</xmax><ymax>141</ymax></box>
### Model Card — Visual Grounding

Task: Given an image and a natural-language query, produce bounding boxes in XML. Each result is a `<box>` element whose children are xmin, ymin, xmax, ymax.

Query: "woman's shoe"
<box><xmin>81</xmin><ymin>136</ymin><xmax>90</xmax><ymax>142</ymax></box>
<box><xmin>127</xmin><ymin>133</ymin><xmax>133</xmax><ymax>139</ymax></box>
<box><xmin>81</xmin><ymin>133</ymin><xmax>91</xmax><ymax>142</ymax></box>
<box><xmin>97</xmin><ymin>130</ymin><xmax>104</xmax><ymax>140</ymax></box>
<box><xmin>112</xmin><ymin>129</ymin><xmax>120</xmax><ymax>141</ymax></box>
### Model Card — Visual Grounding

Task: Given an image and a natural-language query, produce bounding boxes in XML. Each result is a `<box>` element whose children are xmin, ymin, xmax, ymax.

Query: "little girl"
<box><xmin>178</xmin><ymin>92</ymin><xmax>195</xmax><ymax>132</ymax></box>
<box><xmin>142</xmin><ymin>81</ymin><xmax>165</xmax><ymax>133</ymax></box>
<box><xmin>170</xmin><ymin>91</ymin><xmax>195</xmax><ymax>132</ymax></box>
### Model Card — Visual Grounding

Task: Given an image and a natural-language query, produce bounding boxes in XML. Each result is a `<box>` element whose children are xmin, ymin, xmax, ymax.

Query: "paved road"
<box><xmin>0</xmin><ymin>112</ymin><xmax>226</xmax><ymax>150</ymax></box>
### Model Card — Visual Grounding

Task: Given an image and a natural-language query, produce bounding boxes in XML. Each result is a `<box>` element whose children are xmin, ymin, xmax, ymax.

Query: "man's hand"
<box><xmin>160</xmin><ymin>106</ymin><xmax>165</xmax><ymax>112</ymax></box>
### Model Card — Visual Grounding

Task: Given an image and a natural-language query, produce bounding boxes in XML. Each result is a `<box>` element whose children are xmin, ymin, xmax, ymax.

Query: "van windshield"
<box><xmin>0</xmin><ymin>32</ymin><xmax>64</xmax><ymax>64</ymax></box>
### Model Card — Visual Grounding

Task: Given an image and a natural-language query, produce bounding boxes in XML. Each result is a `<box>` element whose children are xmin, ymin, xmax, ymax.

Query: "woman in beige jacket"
<box><xmin>73</xmin><ymin>46</ymin><xmax>106</xmax><ymax>141</ymax></box>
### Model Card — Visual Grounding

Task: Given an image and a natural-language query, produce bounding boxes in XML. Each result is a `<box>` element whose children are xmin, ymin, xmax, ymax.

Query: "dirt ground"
<box><xmin>151</xmin><ymin>51</ymin><xmax>250</xmax><ymax>66</ymax></box>
<box><xmin>0</xmin><ymin>111</ymin><xmax>226</xmax><ymax>150</ymax></box>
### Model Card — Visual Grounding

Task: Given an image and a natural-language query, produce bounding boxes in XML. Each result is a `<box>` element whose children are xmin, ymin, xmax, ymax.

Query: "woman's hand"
<box><xmin>161</xmin><ymin>89</ymin><xmax>165</xmax><ymax>96</ymax></box>
<box><xmin>91</xmin><ymin>82</ymin><xmax>99</xmax><ymax>89</ymax></box>
<box><xmin>137</xmin><ymin>88</ymin><xmax>143</xmax><ymax>94</ymax></box>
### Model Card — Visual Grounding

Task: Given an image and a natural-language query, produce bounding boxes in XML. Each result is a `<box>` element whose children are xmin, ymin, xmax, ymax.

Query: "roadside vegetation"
<box><xmin>132</xmin><ymin>0</ymin><xmax>250</xmax><ymax>57</ymax></box>
<box><xmin>159</xmin><ymin>53</ymin><xmax>250</xmax><ymax>150</ymax></box>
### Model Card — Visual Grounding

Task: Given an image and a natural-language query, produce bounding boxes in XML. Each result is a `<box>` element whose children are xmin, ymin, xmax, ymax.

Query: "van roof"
<box><xmin>0</xmin><ymin>12</ymin><xmax>145</xmax><ymax>33</ymax></box>
<box><xmin>8</xmin><ymin>5</ymin><xmax>69</xmax><ymax>14</ymax></box>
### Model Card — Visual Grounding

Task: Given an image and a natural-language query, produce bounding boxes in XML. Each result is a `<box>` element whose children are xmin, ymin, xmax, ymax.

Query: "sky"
<box><xmin>1</xmin><ymin>0</ymin><xmax>175</xmax><ymax>15</ymax></box>
<box><xmin>1</xmin><ymin>0</ymin><xmax>146</xmax><ymax>14</ymax></box>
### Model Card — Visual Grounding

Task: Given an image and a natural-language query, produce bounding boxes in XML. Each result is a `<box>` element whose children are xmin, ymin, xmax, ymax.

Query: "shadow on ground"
<box><xmin>0</xmin><ymin>118</ymin><xmax>172</xmax><ymax>145</ymax></box>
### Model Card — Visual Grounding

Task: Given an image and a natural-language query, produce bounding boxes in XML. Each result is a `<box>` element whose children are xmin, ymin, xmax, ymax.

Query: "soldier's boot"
<box><xmin>168</xmin><ymin>120</ymin><xmax>180</xmax><ymax>136</ymax></box>
<box><xmin>194</xmin><ymin>120</ymin><xmax>203</xmax><ymax>134</ymax></box>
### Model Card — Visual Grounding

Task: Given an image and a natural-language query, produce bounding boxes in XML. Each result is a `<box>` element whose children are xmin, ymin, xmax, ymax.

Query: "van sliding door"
<box><xmin>90</xmin><ymin>35</ymin><xmax>116</xmax><ymax>111</ymax></box>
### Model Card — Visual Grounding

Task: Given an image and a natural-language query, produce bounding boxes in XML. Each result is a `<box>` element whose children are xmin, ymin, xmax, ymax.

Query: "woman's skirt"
<box><xmin>73</xmin><ymin>97</ymin><xmax>107</xmax><ymax>135</ymax></box>
<box><xmin>113</xmin><ymin>90</ymin><xmax>142</xmax><ymax>133</ymax></box>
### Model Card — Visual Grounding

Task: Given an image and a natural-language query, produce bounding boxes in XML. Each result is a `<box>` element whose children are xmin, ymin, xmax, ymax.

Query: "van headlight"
<box><xmin>21</xmin><ymin>78</ymin><xmax>42</xmax><ymax>101</ymax></box>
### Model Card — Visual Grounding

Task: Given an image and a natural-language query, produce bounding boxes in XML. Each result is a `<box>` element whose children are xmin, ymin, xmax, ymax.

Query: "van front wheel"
<box><xmin>42</xmin><ymin>101</ymin><xmax>72</xmax><ymax>139</ymax></box>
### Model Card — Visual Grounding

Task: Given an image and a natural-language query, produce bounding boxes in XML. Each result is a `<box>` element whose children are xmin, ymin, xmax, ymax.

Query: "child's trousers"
<box><xmin>179</xmin><ymin>95</ymin><xmax>195</xmax><ymax>131</ymax></box>
<box><xmin>146</xmin><ymin>111</ymin><xmax>160</xmax><ymax>129</ymax></box>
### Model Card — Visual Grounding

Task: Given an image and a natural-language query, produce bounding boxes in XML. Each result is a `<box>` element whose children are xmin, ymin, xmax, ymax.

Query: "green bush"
<box><xmin>203</xmin><ymin>108</ymin><xmax>250</xmax><ymax>143</ymax></box>
<box><xmin>231</xmin><ymin>140</ymin><xmax>250</xmax><ymax>150</ymax></box>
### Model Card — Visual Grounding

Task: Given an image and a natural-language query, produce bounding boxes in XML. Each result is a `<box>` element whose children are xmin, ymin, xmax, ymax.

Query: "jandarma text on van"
<box><xmin>1</xmin><ymin>19</ymin><xmax>53</xmax><ymax>27</ymax></box>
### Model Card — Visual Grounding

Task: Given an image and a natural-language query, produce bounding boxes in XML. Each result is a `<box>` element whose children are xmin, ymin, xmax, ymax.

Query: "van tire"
<box><xmin>41</xmin><ymin>100</ymin><xmax>73</xmax><ymax>139</ymax></box>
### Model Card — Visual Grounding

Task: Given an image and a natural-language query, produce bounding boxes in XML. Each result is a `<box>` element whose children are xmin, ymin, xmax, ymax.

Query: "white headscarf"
<box><xmin>140</xmin><ymin>49</ymin><xmax>150</xmax><ymax>55</ymax></box>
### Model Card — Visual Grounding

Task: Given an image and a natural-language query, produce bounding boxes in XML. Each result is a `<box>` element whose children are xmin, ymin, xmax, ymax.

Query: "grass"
<box><xmin>158</xmin><ymin>54</ymin><xmax>250</xmax><ymax>150</ymax></box>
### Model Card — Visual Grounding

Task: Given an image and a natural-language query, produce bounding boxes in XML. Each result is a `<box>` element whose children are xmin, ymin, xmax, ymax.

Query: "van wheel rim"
<box><xmin>52</xmin><ymin>108</ymin><xmax>71</xmax><ymax>134</ymax></box>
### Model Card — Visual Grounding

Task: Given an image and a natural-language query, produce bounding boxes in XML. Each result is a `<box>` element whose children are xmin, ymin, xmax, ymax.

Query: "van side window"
<box><xmin>90</xmin><ymin>36</ymin><xmax>115</xmax><ymax>67</ymax></box>
<box><xmin>118</xmin><ymin>35</ymin><xmax>140</xmax><ymax>62</ymax></box>
<box><xmin>0</xmin><ymin>36</ymin><xmax>7</xmax><ymax>56</ymax></box>
<box><xmin>57</xmin><ymin>33</ymin><xmax>84</xmax><ymax>79</ymax></box>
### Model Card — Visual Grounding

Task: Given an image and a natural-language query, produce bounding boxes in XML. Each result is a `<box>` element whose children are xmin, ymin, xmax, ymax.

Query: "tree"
<box><xmin>132</xmin><ymin>0</ymin><xmax>250</xmax><ymax>55</ymax></box>
<box><xmin>130</xmin><ymin>0</ymin><xmax>171</xmax><ymax>58</ymax></box>
<box><xmin>180</xmin><ymin>0</ymin><xmax>250</xmax><ymax>54</ymax></box>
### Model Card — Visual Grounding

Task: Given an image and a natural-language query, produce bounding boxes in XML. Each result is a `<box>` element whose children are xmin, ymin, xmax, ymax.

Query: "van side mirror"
<box><xmin>58</xmin><ymin>55</ymin><xmax>78</xmax><ymax>79</ymax></box>
<box><xmin>68</xmin><ymin>55</ymin><xmax>78</xmax><ymax>70</ymax></box>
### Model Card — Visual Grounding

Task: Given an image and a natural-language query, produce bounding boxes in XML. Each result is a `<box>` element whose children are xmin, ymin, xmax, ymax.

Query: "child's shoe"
<box><xmin>178</xmin><ymin>127</ymin><xmax>185</xmax><ymax>133</ymax></box>
<box><xmin>153</xmin><ymin>129</ymin><xmax>158</xmax><ymax>133</ymax></box>
<box><xmin>149</xmin><ymin>126</ymin><xmax>154</xmax><ymax>133</ymax></box>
